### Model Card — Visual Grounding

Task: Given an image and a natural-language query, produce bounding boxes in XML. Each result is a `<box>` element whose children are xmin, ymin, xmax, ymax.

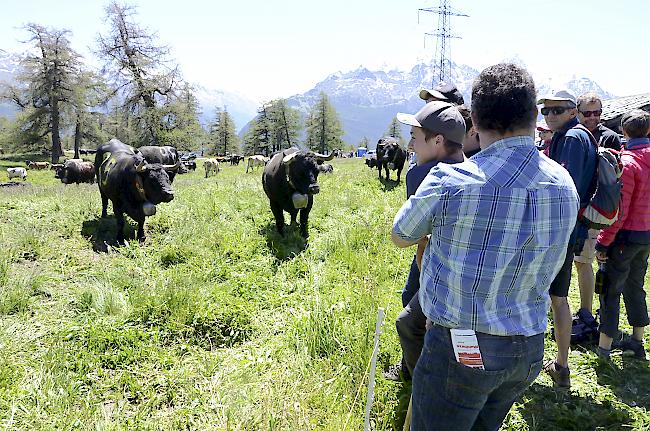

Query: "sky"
<box><xmin>1</xmin><ymin>0</ymin><xmax>649</xmax><ymax>103</ymax></box>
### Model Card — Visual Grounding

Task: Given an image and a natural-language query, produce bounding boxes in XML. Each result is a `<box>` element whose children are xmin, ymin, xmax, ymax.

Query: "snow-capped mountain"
<box><xmin>284</xmin><ymin>58</ymin><xmax>616</xmax><ymax>147</ymax></box>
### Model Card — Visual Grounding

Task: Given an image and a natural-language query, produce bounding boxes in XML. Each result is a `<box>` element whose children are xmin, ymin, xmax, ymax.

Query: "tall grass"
<box><xmin>1</xmin><ymin>157</ymin><xmax>650</xmax><ymax>429</ymax></box>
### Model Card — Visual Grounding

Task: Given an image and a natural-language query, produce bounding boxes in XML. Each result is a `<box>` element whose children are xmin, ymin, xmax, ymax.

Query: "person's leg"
<box><xmin>411</xmin><ymin>326</ymin><xmax>505</xmax><ymax>431</ymax></box>
<box><xmin>472</xmin><ymin>334</ymin><xmax>544</xmax><ymax>431</ymax></box>
<box><xmin>550</xmin><ymin>295</ymin><xmax>571</xmax><ymax>367</ymax></box>
<box><xmin>396</xmin><ymin>292</ymin><xmax>427</xmax><ymax>376</ymax></box>
<box><xmin>621</xmin><ymin>244</ymin><xmax>650</xmax><ymax>354</ymax></box>
<box><xmin>574</xmin><ymin>228</ymin><xmax>598</xmax><ymax>313</ymax></box>
<box><xmin>598</xmin><ymin>242</ymin><xmax>634</xmax><ymax>350</ymax></box>
<box><xmin>546</xmin><ymin>245</ymin><xmax>573</xmax><ymax>387</ymax></box>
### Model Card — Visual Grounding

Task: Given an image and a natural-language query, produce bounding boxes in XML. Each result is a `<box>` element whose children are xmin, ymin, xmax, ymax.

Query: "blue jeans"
<box><xmin>411</xmin><ymin>325</ymin><xmax>544</xmax><ymax>431</ymax></box>
<box><xmin>402</xmin><ymin>256</ymin><xmax>420</xmax><ymax>307</ymax></box>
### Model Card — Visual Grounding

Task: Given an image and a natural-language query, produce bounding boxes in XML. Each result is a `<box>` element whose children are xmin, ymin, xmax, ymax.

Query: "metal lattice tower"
<box><xmin>418</xmin><ymin>1</ymin><xmax>468</xmax><ymax>86</ymax></box>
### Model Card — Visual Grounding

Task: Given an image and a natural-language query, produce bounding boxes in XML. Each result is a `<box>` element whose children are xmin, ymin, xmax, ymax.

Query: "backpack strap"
<box><xmin>572</xmin><ymin>123</ymin><xmax>598</xmax><ymax>148</ymax></box>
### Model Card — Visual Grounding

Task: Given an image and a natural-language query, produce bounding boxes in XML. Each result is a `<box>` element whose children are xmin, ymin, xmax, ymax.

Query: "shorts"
<box><xmin>573</xmin><ymin>228</ymin><xmax>599</xmax><ymax>264</ymax></box>
<box><xmin>549</xmin><ymin>244</ymin><xmax>575</xmax><ymax>298</ymax></box>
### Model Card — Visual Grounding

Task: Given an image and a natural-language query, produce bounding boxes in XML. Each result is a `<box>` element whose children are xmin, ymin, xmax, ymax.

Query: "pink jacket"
<box><xmin>598</xmin><ymin>139</ymin><xmax>650</xmax><ymax>247</ymax></box>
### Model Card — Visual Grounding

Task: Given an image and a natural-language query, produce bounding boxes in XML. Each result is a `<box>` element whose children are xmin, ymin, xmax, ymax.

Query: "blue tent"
<box><xmin>356</xmin><ymin>147</ymin><xmax>367</xmax><ymax>157</ymax></box>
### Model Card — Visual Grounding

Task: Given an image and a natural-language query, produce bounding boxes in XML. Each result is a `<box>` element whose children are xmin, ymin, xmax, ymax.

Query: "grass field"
<box><xmin>1</xmin><ymin>155</ymin><xmax>650</xmax><ymax>430</ymax></box>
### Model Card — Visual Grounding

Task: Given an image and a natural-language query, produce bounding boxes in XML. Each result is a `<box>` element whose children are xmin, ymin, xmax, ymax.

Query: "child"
<box><xmin>596</xmin><ymin>109</ymin><xmax>650</xmax><ymax>360</ymax></box>
<box><xmin>383</xmin><ymin>101</ymin><xmax>467</xmax><ymax>381</ymax></box>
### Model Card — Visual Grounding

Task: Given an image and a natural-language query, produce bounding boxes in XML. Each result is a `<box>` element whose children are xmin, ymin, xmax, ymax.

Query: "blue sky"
<box><xmin>2</xmin><ymin>0</ymin><xmax>648</xmax><ymax>103</ymax></box>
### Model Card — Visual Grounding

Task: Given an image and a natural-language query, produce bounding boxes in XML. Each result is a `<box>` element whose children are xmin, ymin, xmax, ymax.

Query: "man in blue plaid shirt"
<box><xmin>392</xmin><ymin>64</ymin><xmax>579</xmax><ymax>430</ymax></box>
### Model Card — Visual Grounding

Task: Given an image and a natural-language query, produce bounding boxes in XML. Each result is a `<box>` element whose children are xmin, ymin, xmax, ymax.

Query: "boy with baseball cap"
<box><xmin>383</xmin><ymin>101</ymin><xmax>466</xmax><ymax>382</ymax></box>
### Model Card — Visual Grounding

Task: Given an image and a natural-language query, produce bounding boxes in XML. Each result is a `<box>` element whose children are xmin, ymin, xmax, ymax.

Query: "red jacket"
<box><xmin>598</xmin><ymin>138</ymin><xmax>650</xmax><ymax>247</ymax></box>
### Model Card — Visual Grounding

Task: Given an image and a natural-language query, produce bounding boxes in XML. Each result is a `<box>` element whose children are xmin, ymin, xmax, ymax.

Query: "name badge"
<box><xmin>450</xmin><ymin>328</ymin><xmax>485</xmax><ymax>370</ymax></box>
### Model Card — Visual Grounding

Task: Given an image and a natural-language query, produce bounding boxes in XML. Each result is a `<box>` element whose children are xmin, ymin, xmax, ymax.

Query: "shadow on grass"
<box><xmin>81</xmin><ymin>216</ymin><xmax>137</xmax><ymax>252</ymax></box>
<box><xmin>518</xmin><ymin>382</ymin><xmax>632</xmax><ymax>430</ymax></box>
<box><xmin>379</xmin><ymin>176</ymin><xmax>400</xmax><ymax>192</ymax></box>
<box><xmin>595</xmin><ymin>354</ymin><xmax>650</xmax><ymax>410</ymax></box>
<box><xmin>259</xmin><ymin>222</ymin><xmax>307</xmax><ymax>261</ymax></box>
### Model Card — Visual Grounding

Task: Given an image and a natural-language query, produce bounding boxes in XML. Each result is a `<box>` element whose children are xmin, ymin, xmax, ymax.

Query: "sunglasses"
<box><xmin>541</xmin><ymin>106</ymin><xmax>573</xmax><ymax>116</ymax></box>
<box><xmin>579</xmin><ymin>109</ymin><xmax>603</xmax><ymax>118</ymax></box>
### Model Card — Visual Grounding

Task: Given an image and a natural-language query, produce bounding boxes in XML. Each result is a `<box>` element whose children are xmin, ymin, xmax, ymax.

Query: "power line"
<box><xmin>418</xmin><ymin>1</ymin><xmax>468</xmax><ymax>86</ymax></box>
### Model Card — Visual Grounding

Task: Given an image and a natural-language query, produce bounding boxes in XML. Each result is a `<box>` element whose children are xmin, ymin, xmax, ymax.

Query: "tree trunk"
<box><xmin>74</xmin><ymin>115</ymin><xmax>82</xmax><ymax>159</ymax></box>
<box><xmin>51</xmin><ymin>98</ymin><xmax>62</xmax><ymax>164</ymax></box>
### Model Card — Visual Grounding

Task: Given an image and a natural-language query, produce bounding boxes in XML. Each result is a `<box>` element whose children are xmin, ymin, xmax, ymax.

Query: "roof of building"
<box><xmin>602</xmin><ymin>93</ymin><xmax>650</xmax><ymax>121</ymax></box>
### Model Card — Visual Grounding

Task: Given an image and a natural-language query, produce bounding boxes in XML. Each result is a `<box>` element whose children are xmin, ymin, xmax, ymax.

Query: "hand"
<box><xmin>596</xmin><ymin>250</ymin><xmax>608</xmax><ymax>263</ymax></box>
<box><xmin>415</xmin><ymin>236</ymin><xmax>429</xmax><ymax>271</ymax></box>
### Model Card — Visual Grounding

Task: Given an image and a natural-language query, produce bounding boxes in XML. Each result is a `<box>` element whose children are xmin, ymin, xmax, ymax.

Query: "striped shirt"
<box><xmin>392</xmin><ymin>136</ymin><xmax>579</xmax><ymax>336</ymax></box>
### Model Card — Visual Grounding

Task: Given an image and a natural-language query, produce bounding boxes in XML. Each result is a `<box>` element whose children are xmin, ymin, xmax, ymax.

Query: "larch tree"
<box><xmin>305</xmin><ymin>92</ymin><xmax>343</xmax><ymax>154</ymax></box>
<box><xmin>159</xmin><ymin>83</ymin><xmax>204</xmax><ymax>152</ymax></box>
<box><xmin>267</xmin><ymin>98</ymin><xmax>301</xmax><ymax>153</ymax></box>
<box><xmin>2</xmin><ymin>23</ymin><xmax>81</xmax><ymax>162</ymax></box>
<box><xmin>96</xmin><ymin>1</ymin><xmax>180</xmax><ymax>146</ymax></box>
<box><xmin>209</xmin><ymin>108</ymin><xmax>239</xmax><ymax>155</ymax></box>
<box><xmin>385</xmin><ymin>117</ymin><xmax>403</xmax><ymax>140</ymax></box>
<box><xmin>242</xmin><ymin>104</ymin><xmax>272</xmax><ymax>156</ymax></box>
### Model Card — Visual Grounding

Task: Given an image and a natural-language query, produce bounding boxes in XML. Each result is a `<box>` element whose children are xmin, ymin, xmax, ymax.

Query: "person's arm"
<box><xmin>415</xmin><ymin>236</ymin><xmax>428</xmax><ymax>270</ymax></box>
<box><xmin>392</xmin><ymin>178</ymin><xmax>444</xmax><ymax>248</ymax></box>
<box><xmin>558</xmin><ymin>134</ymin><xmax>591</xmax><ymax>195</ymax></box>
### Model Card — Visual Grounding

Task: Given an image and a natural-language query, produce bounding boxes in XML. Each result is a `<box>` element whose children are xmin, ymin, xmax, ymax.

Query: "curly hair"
<box><xmin>471</xmin><ymin>63</ymin><xmax>537</xmax><ymax>134</ymax></box>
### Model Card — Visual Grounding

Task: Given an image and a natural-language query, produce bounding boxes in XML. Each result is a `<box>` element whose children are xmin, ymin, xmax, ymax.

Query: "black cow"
<box><xmin>376</xmin><ymin>137</ymin><xmax>406</xmax><ymax>182</ymax></box>
<box><xmin>55</xmin><ymin>159</ymin><xmax>95</xmax><ymax>184</ymax></box>
<box><xmin>138</xmin><ymin>145</ymin><xmax>182</xmax><ymax>183</ymax></box>
<box><xmin>95</xmin><ymin>139</ymin><xmax>177</xmax><ymax>243</ymax></box>
<box><xmin>230</xmin><ymin>155</ymin><xmax>244</xmax><ymax>165</ymax></box>
<box><xmin>365</xmin><ymin>157</ymin><xmax>377</xmax><ymax>169</ymax></box>
<box><xmin>262</xmin><ymin>148</ymin><xmax>334</xmax><ymax>237</ymax></box>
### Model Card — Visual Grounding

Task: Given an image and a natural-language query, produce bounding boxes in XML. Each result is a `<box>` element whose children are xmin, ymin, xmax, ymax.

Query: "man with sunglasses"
<box><xmin>571</xmin><ymin>92</ymin><xmax>623</xmax><ymax>338</ymax></box>
<box><xmin>539</xmin><ymin>89</ymin><xmax>597</xmax><ymax>388</ymax></box>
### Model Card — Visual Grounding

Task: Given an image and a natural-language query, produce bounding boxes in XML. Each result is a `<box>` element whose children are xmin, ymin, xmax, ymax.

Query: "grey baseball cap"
<box><xmin>537</xmin><ymin>89</ymin><xmax>577</xmax><ymax>107</ymax></box>
<box><xmin>397</xmin><ymin>101</ymin><xmax>467</xmax><ymax>143</ymax></box>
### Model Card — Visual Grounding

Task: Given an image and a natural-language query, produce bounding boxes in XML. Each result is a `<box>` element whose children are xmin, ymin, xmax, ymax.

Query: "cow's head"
<box><xmin>282</xmin><ymin>150</ymin><xmax>334</xmax><ymax>195</ymax></box>
<box><xmin>134</xmin><ymin>157</ymin><xmax>177</xmax><ymax>204</ymax></box>
<box><xmin>379</xmin><ymin>140</ymin><xmax>401</xmax><ymax>165</ymax></box>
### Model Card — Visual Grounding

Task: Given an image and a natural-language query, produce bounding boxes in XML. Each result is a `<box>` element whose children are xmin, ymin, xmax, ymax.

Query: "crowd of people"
<box><xmin>385</xmin><ymin>63</ymin><xmax>650</xmax><ymax>430</ymax></box>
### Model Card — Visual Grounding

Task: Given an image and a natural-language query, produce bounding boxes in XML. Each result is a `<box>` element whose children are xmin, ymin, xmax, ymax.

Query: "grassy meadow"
<box><xmin>1</xmin><ymin>154</ymin><xmax>650</xmax><ymax>430</ymax></box>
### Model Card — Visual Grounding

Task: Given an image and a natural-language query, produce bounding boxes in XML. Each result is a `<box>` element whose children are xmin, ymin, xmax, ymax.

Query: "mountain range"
<box><xmin>0</xmin><ymin>49</ymin><xmax>617</xmax><ymax>149</ymax></box>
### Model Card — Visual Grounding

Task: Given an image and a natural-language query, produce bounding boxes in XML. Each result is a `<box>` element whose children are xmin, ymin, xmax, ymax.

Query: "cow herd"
<box><xmin>2</xmin><ymin>137</ymin><xmax>404</xmax><ymax>244</ymax></box>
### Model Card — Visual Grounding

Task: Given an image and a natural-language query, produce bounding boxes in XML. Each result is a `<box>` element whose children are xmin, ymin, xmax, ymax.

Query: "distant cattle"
<box><xmin>365</xmin><ymin>157</ymin><xmax>377</xmax><ymax>169</ymax></box>
<box><xmin>181</xmin><ymin>160</ymin><xmax>196</xmax><ymax>171</ymax></box>
<box><xmin>138</xmin><ymin>145</ymin><xmax>182</xmax><ymax>183</ymax></box>
<box><xmin>262</xmin><ymin>148</ymin><xmax>334</xmax><ymax>237</ymax></box>
<box><xmin>26</xmin><ymin>160</ymin><xmax>50</xmax><ymax>170</ymax></box>
<box><xmin>318</xmin><ymin>163</ymin><xmax>334</xmax><ymax>174</ymax></box>
<box><xmin>7</xmin><ymin>167</ymin><xmax>27</xmax><ymax>181</ymax></box>
<box><xmin>96</xmin><ymin>138</ymin><xmax>176</xmax><ymax>243</ymax></box>
<box><xmin>203</xmin><ymin>158</ymin><xmax>220</xmax><ymax>178</ymax></box>
<box><xmin>376</xmin><ymin>137</ymin><xmax>406</xmax><ymax>182</ymax></box>
<box><xmin>54</xmin><ymin>159</ymin><xmax>95</xmax><ymax>184</ymax></box>
<box><xmin>246</xmin><ymin>155</ymin><xmax>269</xmax><ymax>173</ymax></box>
<box><xmin>79</xmin><ymin>148</ymin><xmax>97</xmax><ymax>155</ymax></box>
<box><xmin>229</xmin><ymin>154</ymin><xmax>244</xmax><ymax>165</ymax></box>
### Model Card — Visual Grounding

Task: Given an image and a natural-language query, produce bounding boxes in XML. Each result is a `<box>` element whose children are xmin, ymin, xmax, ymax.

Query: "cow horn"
<box><xmin>282</xmin><ymin>152</ymin><xmax>299</xmax><ymax>164</ymax></box>
<box><xmin>135</xmin><ymin>159</ymin><xmax>148</xmax><ymax>172</ymax></box>
<box><xmin>311</xmin><ymin>151</ymin><xmax>335</xmax><ymax>161</ymax></box>
<box><xmin>162</xmin><ymin>160</ymin><xmax>180</xmax><ymax>171</ymax></box>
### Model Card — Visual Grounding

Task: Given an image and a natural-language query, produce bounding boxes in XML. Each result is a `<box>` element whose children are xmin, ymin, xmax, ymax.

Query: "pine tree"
<box><xmin>305</xmin><ymin>92</ymin><xmax>344</xmax><ymax>154</ymax></box>
<box><xmin>358</xmin><ymin>136</ymin><xmax>370</xmax><ymax>149</ymax></box>
<box><xmin>159</xmin><ymin>83</ymin><xmax>204</xmax><ymax>152</ymax></box>
<box><xmin>242</xmin><ymin>105</ymin><xmax>272</xmax><ymax>156</ymax></box>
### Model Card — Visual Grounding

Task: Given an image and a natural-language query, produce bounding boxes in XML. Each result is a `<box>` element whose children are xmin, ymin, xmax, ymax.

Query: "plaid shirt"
<box><xmin>393</xmin><ymin>136</ymin><xmax>579</xmax><ymax>336</ymax></box>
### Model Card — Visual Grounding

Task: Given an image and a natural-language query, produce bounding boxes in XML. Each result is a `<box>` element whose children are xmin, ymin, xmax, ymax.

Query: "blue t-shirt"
<box><xmin>406</xmin><ymin>159</ymin><xmax>461</xmax><ymax>198</ymax></box>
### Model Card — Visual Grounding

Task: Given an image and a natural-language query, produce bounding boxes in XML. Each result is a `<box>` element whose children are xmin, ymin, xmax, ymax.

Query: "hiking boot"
<box><xmin>617</xmin><ymin>338</ymin><xmax>647</xmax><ymax>360</ymax></box>
<box><xmin>597</xmin><ymin>347</ymin><xmax>611</xmax><ymax>362</ymax></box>
<box><xmin>574</xmin><ymin>308</ymin><xmax>598</xmax><ymax>329</ymax></box>
<box><xmin>383</xmin><ymin>362</ymin><xmax>411</xmax><ymax>382</ymax></box>
<box><xmin>544</xmin><ymin>360</ymin><xmax>571</xmax><ymax>388</ymax></box>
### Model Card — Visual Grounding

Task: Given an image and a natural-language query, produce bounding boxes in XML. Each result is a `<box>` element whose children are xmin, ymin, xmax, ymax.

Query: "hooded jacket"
<box><xmin>597</xmin><ymin>137</ymin><xmax>650</xmax><ymax>248</ymax></box>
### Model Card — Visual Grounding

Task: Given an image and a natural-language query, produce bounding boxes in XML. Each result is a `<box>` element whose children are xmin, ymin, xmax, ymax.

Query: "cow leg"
<box><xmin>396</xmin><ymin>166</ymin><xmax>403</xmax><ymax>183</ymax></box>
<box><xmin>114</xmin><ymin>206</ymin><xmax>126</xmax><ymax>244</ymax></box>
<box><xmin>378</xmin><ymin>164</ymin><xmax>382</xmax><ymax>179</ymax></box>
<box><xmin>289</xmin><ymin>209</ymin><xmax>298</xmax><ymax>226</ymax></box>
<box><xmin>100</xmin><ymin>192</ymin><xmax>109</xmax><ymax>218</ymax></box>
<box><xmin>270</xmin><ymin>201</ymin><xmax>285</xmax><ymax>235</ymax></box>
<box><xmin>136</xmin><ymin>217</ymin><xmax>146</xmax><ymax>242</ymax></box>
<box><xmin>299</xmin><ymin>207</ymin><xmax>311</xmax><ymax>238</ymax></box>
